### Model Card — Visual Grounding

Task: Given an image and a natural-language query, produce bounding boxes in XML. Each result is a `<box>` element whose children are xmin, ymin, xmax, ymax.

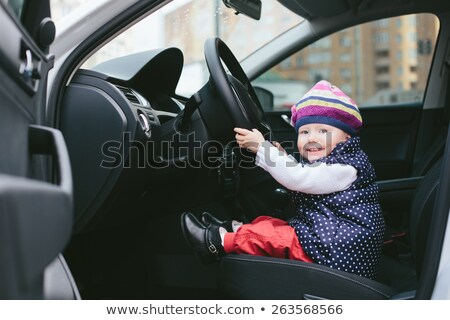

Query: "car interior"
<box><xmin>1</xmin><ymin>0</ymin><xmax>449</xmax><ymax>300</ymax></box>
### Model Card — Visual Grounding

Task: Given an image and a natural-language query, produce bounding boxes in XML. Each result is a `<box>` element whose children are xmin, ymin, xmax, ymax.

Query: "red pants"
<box><xmin>223</xmin><ymin>216</ymin><xmax>313</xmax><ymax>262</ymax></box>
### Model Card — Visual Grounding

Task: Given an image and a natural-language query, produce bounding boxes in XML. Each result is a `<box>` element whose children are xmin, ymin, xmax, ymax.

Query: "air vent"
<box><xmin>117</xmin><ymin>86</ymin><xmax>141</xmax><ymax>105</ymax></box>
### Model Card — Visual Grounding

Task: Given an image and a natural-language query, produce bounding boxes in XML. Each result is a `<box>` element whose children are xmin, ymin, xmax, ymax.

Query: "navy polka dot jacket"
<box><xmin>288</xmin><ymin>137</ymin><xmax>385</xmax><ymax>279</ymax></box>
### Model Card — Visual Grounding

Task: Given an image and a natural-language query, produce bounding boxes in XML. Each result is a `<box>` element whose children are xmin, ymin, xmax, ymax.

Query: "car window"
<box><xmin>50</xmin><ymin>0</ymin><xmax>92</xmax><ymax>22</ymax></box>
<box><xmin>254</xmin><ymin>13</ymin><xmax>439</xmax><ymax>110</ymax></box>
<box><xmin>1</xmin><ymin>0</ymin><xmax>25</xmax><ymax>19</ymax></box>
<box><xmin>81</xmin><ymin>0</ymin><xmax>302</xmax><ymax>97</ymax></box>
<box><xmin>4</xmin><ymin>0</ymin><xmax>93</xmax><ymax>26</ymax></box>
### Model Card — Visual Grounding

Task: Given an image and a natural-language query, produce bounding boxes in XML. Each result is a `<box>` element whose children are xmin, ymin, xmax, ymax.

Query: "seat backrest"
<box><xmin>409</xmin><ymin>157</ymin><xmax>443</xmax><ymax>276</ymax></box>
<box><xmin>412</xmin><ymin>129</ymin><xmax>446</xmax><ymax>176</ymax></box>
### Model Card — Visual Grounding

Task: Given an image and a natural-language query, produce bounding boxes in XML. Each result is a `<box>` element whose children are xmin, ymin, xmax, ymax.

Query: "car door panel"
<box><xmin>358</xmin><ymin>104</ymin><xmax>422</xmax><ymax>180</ymax></box>
<box><xmin>0</xmin><ymin>126</ymin><xmax>73</xmax><ymax>299</ymax></box>
<box><xmin>0</xmin><ymin>2</ymin><xmax>74</xmax><ymax>299</ymax></box>
<box><xmin>0</xmin><ymin>6</ymin><xmax>35</xmax><ymax>177</ymax></box>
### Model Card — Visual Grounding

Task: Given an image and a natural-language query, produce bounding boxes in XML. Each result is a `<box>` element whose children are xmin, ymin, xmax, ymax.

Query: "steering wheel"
<box><xmin>204</xmin><ymin>37</ymin><xmax>273</xmax><ymax>140</ymax></box>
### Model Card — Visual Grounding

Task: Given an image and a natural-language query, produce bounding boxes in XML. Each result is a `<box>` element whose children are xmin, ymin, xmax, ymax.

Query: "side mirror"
<box><xmin>222</xmin><ymin>0</ymin><xmax>261</xmax><ymax>20</ymax></box>
<box><xmin>253</xmin><ymin>86</ymin><xmax>274</xmax><ymax>111</ymax></box>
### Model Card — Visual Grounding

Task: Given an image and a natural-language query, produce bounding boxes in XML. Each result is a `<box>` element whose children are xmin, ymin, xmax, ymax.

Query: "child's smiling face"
<box><xmin>297</xmin><ymin>123</ymin><xmax>351</xmax><ymax>162</ymax></box>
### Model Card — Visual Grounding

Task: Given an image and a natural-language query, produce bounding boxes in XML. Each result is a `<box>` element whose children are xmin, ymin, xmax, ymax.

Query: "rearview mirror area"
<box><xmin>223</xmin><ymin>0</ymin><xmax>261</xmax><ymax>20</ymax></box>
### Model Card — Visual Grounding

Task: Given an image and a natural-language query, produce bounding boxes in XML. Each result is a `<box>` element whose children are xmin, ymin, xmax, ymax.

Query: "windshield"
<box><xmin>80</xmin><ymin>0</ymin><xmax>302</xmax><ymax>96</ymax></box>
<box><xmin>51</xmin><ymin>0</ymin><xmax>92</xmax><ymax>22</ymax></box>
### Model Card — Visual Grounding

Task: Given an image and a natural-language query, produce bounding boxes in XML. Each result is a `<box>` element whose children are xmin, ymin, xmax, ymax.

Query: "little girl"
<box><xmin>181</xmin><ymin>80</ymin><xmax>385</xmax><ymax>279</ymax></box>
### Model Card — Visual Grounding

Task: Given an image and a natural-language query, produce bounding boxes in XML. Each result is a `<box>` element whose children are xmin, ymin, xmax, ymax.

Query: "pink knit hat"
<box><xmin>291</xmin><ymin>80</ymin><xmax>363</xmax><ymax>136</ymax></box>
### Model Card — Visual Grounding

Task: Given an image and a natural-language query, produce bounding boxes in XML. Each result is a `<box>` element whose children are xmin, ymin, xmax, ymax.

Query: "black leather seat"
<box><xmin>217</xmin><ymin>158</ymin><xmax>443</xmax><ymax>299</ymax></box>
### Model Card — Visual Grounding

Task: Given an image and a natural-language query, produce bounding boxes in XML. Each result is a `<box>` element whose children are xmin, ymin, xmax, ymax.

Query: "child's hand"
<box><xmin>234</xmin><ymin>127</ymin><xmax>265</xmax><ymax>153</ymax></box>
<box><xmin>272</xmin><ymin>141</ymin><xmax>286</xmax><ymax>153</ymax></box>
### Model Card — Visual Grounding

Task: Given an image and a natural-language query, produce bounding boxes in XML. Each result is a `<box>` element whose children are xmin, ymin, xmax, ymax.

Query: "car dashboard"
<box><xmin>60</xmin><ymin>48</ymin><xmax>208</xmax><ymax>233</ymax></box>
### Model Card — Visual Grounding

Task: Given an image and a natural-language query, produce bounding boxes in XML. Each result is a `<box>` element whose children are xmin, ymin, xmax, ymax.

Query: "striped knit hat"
<box><xmin>291</xmin><ymin>80</ymin><xmax>362</xmax><ymax>136</ymax></box>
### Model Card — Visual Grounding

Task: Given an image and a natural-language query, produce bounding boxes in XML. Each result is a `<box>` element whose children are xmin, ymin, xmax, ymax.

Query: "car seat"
<box><xmin>217</xmin><ymin>157</ymin><xmax>443</xmax><ymax>299</ymax></box>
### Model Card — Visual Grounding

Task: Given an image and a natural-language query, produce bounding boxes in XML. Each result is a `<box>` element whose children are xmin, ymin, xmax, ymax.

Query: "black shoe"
<box><xmin>181</xmin><ymin>212</ymin><xmax>224</xmax><ymax>264</ymax></box>
<box><xmin>200</xmin><ymin>212</ymin><xmax>233</xmax><ymax>232</ymax></box>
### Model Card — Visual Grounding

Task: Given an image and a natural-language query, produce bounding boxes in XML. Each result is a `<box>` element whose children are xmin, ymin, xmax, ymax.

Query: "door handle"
<box><xmin>19</xmin><ymin>49</ymin><xmax>33</xmax><ymax>79</ymax></box>
<box><xmin>19</xmin><ymin>49</ymin><xmax>41</xmax><ymax>81</ymax></box>
<box><xmin>29</xmin><ymin>125</ymin><xmax>72</xmax><ymax>194</ymax></box>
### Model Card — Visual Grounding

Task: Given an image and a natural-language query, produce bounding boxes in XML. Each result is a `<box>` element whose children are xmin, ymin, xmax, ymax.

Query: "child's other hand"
<box><xmin>234</xmin><ymin>127</ymin><xmax>264</xmax><ymax>153</ymax></box>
